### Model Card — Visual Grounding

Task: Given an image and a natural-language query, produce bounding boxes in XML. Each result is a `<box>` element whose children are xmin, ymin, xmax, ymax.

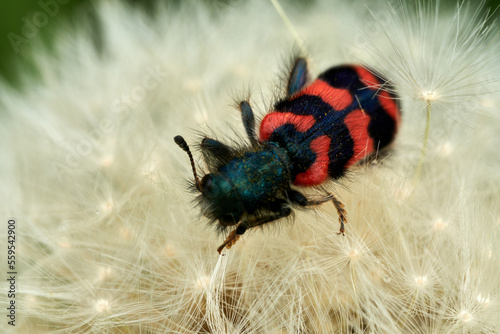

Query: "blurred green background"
<box><xmin>1</xmin><ymin>0</ymin><xmax>499</xmax><ymax>85</ymax></box>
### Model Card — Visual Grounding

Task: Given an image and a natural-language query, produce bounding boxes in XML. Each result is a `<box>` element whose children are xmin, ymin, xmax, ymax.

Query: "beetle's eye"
<box><xmin>219</xmin><ymin>214</ymin><xmax>237</xmax><ymax>226</ymax></box>
<box><xmin>200</xmin><ymin>174</ymin><xmax>213</xmax><ymax>196</ymax></box>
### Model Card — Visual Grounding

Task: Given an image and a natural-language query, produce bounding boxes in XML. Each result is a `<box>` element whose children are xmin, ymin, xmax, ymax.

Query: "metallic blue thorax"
<box><xmin>217</xmin><ymin>144</ymin><xmax>291</xmax><ymax>212</ymax></box>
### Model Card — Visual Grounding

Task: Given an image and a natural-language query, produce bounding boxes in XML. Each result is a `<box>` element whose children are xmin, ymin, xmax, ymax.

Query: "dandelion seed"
<box><xmin>119</xmin><ymin>227</ymin><xmax>133</xmax><ymax>240</ymax></box>
<box><xmin>432</xmin><ymin>218</ymin><xmax>448</xmax><ymax>231</ymax></box>
<box><xmin>458</xmin><ymin>310</ymin><xmax>472</xmax><ymax>323</ymax></box>
<box><xmin>58</xmin><ymin>238</ymin><xmax>71</xmax><ymax>248</ymax></box>
<box><xmin>58</xmin><ymin>221</ymin><xmax>70</xmax><ymax>232</ymax></box>
<box><xmin>477</xmin><ymin>294</ymin><xmax>490</xmax><ymax>307</ymax></box>
<box><xmin>347</xmin><ymin>248</ymin><xmax>361</xmax><ymax>260</ymax></box>
<box><xmin>182</xmin><ymin>78</ymin><xmax>203</xmax><ymax>92</ymax></box>
<box><xmin>26</xmin><ymin>295</ymin><xmax>37</xmax><ymax>310</ymax></box>
<box><xmin>98</xmin><ymin>200</ymin><xmax>114</xmax><ymax>214</ymax></box>
<box><xmin>195</xmin><ymin>275</ymin><xmax>211</xmax><ymax>290</ymax></box>
<box><xmin>97</xmin><ymin>267</ymin><xmax>112</xmax><ymax>281</ymax></box>
<box><xmin>480</xmin><ymin>98</ymin><xmax>495</xmax><ymax>108</ymax></box>
<box><xmin>369</xmin><ymin>267</ymin><xmax>385</xmax><ymax>282</ymax></box>
<box><xmin>142</xmin><ymin>159</ymin><xmax>158</xmax><ymax>178</ymax></box>
<box><xmin>435</xmin><ymin>142</ymin><xmax>454</xmax><ymax>157</ymax></box>
<box><xmin>274</xmin><ymin>330</ymin><xmax>288</xmax><ymax>334</ymax></box>
<box><xmin>394</xmin><ymin>182</ymin><xmax>413</xmax><ymax>202</ymax></box>
<box><xmin>94</xmin><ymin>299</ymin><xmax>111</xmax><ymax>313</ymax></box>
<box><xmin>232</xmin><ymin>64</ymin><xmax>250</xmax><ymax>78</ymax></box>
<box><xmin>100</xmin><ymin>154</ymin><xmax>114</xmax><ymax>167</ymax></box>
<box><xmin>414</xmin><ymin>97</ymin><xmax>432</xmax><ymax>180</ymax></box>
<box><xmin>164</xmin><ymin>244</ymin><xmax>177</xmax><ymax>257</ymax></box>
<box><xmin>414</xmin><ymin>275</ymin><xmax>428</xmax><ymax>287</ymax></box>
<box><xmin>194</xmin><ymin>104</ymin><xmax>210</xmax><ymax>124</ymax></box>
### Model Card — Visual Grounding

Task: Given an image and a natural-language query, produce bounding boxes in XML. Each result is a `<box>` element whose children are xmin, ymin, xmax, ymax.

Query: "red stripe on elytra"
<box><xmin>344</xmin><ymin>109</ymin><xmax>374</xmax><ymax>167</ymax></box>
<box><xmin>295</xmin><ymin>80</ymin><xmax>353</xmax><ymax>111</ymax></box>
<box><xmin>293</xmin><ymin>135</ymin><xmax>331</xmax><ymax>186</ymax></box>
<box><xmin>259</xmin><ymin>112</ymin><xmax>315</xmax><ymax>141</ymax></box>
<box><xmin>354</xmin><ymin>66</ymin><xmax>380</xmax><ymax>89</ymax></box>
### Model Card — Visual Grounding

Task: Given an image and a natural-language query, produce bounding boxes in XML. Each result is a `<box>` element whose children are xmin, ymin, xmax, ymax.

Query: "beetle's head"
<box><xmin>174</xmin><ymin>135</ymin><xmax>243</xmax><ymax>227</ymax></box>
<box><xmin>198</xmin><ymin>174</ymin><xmax>244</xmax><ymax>226</ymax></box>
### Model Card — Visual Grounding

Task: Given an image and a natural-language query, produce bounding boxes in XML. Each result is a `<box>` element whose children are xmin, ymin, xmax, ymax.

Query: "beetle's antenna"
<box><xmin>174</xmin><ymin>135</ymin><xmax>202</xmax><ymax>191</ymax></box>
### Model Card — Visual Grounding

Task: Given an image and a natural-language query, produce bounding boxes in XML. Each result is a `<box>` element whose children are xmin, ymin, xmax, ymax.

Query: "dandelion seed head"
<box><xmin>3</xmin><ymin>0</ymin><xmax>500</xmax><ymax>332</ymax></box>
<box><xmin>356</xmin><ymin>1</ymin><xmax>498</xmax><ymax>112</ymax></box>
<box><xmin>402</xmin><ymin>266</ymin><xmax>435</xmax><ymax>295</ymax></box>
<box><xmin>420</xmin><ymin>90</ymin><xmax>440</xmax><ymax>102</ymax></box>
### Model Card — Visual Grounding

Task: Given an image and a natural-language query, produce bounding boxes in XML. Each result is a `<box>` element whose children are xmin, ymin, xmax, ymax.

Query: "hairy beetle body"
<box><xmin>175</xmin><ymin>57</ymin><xmax>400</xmax><ymax>254</ymax></box>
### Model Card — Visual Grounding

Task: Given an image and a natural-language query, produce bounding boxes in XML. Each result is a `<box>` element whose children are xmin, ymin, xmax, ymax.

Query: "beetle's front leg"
<box><xmin>217</xmin><ymin>200</ymin><xmax>292</xmax><ymax>254</ymax></box>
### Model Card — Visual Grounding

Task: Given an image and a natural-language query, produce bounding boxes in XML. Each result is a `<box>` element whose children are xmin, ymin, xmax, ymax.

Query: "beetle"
<box><xmin>174</xmin><ymin>57</ymin><xmax>400</xmax><ymax>254</ymax></box>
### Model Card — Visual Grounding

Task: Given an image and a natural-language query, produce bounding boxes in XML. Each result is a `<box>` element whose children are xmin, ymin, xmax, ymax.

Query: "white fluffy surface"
<box><xmin>1</xmin><ymin>0</ymin><xmax>499</xmax><ymax>332</ymax></box>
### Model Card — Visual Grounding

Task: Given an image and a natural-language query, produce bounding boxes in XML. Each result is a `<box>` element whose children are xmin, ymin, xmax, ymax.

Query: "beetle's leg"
<box><xmin>217</xmin><ymin>200</ymin><xmax>291</xmax><ymax>254</ymax></box>
<box><xmin>200</xmin><ymin>137</ymin><xmax>236</xmax><ymax>168</ymax></box>
<box><xmin>201</xmin><ymin>137</ymin><xmax>233</xmax><ymax>156</ymax></box>
<box><xmin>288</xmin><ymin>189</ymin><xmax>347</xmax><ymax>235</ymax></box>
<box><xmin>239</xmin><ymin>101</ymin><xmax>259</xmax><ymax>147</ymax></box>
<box><xmin>287</xmin><ymin>57</ymin><xmax>309</xmax><ymax>97</ymax></box>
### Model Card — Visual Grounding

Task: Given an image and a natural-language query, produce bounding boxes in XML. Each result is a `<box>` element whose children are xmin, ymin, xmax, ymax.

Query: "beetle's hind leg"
<box><xmin>287</xmin><ymin>57</ymin><xmax>309</xmax><ymax>97</ymax></box>
<box><xmin>288</xmin><ymin>189</ymin><xmax>347</xmax><ymax>235</ymax></box>
<box><xmin>217</xmin><ymin>199</ymin><xmax>292</xmax><ymax>254</ymax></box>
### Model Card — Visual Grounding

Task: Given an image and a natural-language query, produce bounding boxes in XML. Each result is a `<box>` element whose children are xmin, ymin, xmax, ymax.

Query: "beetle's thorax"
<box><xmin>217</xmin><ymin>144</ymin><xmax>291</xmax><ymax>213</ymax></box>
